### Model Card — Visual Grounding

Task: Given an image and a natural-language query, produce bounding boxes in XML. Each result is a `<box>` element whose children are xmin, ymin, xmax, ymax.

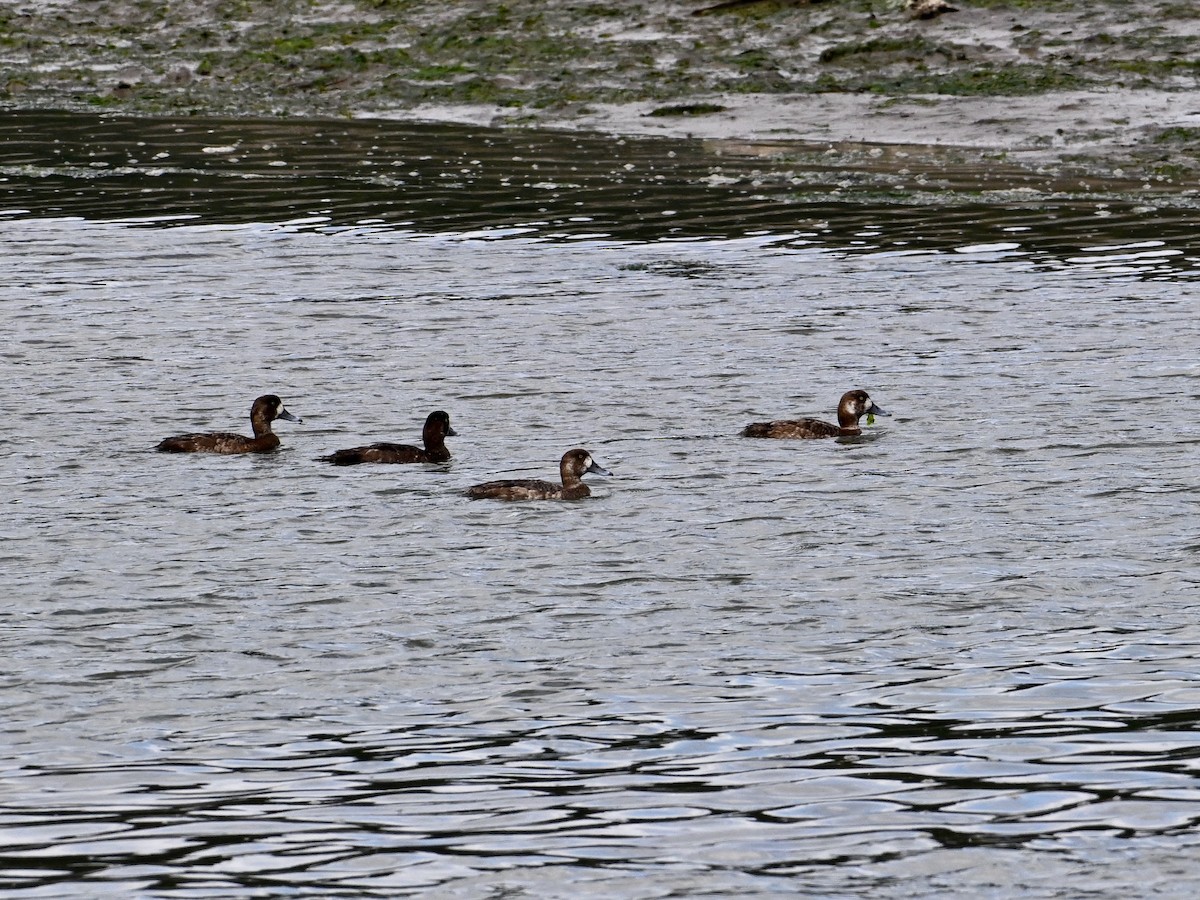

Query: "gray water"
<box><xmin>3</xmin><ymin>111</ymin><xmax>1200</xmax><ymax>898</ymax></box>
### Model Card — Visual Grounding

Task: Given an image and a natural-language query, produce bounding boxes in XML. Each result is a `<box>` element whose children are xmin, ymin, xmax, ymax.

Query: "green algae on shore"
<box><xmin>4</xmin><ymin>0</ymin><xmax>1197</xmax><ymax>116</ymax></box>
<box><xmin>2</xmin><ymin>1</ymin><xmax>1199</xmax><ymax>190</ymax></box>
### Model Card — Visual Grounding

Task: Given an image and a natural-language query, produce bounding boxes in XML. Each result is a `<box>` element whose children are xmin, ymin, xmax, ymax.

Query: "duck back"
<box><xmin>466</xmin><ymin>478</ymin><xmax>578</xmax><ymax>501</ymax></box>
<box><xmin>157</xmin><ymin>431</ymin><xmax>280</xmax><ymax>454</ymax></box>
<box><xmin>741</xmin><ymin>418</ymin><xmax>841</xmax><ymax>439</ymax></box>
<box><xmin>321</xmin><ymin>442</ymin><xmax>436</xmax><ymax>465</ymax></box>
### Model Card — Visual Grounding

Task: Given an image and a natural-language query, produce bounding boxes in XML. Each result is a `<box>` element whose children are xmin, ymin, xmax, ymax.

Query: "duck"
<box><xmin>319</xmin><ymin>410</ymin><xmax>456</xmax><ymax>465</ymax></box>
<box><xmin>466</xmin><ymin>448</ymin><xmax>612</xmax><ymax>501</ymax></box>
<box><xmin>155</xmin><ymin>394</ymin><xmax>301</xmax><ymax>454</ymax></box>
<box><xmin>741</xmin><ymin>389</ymin><xmax>888</xmax><ymax>439</ymax></box>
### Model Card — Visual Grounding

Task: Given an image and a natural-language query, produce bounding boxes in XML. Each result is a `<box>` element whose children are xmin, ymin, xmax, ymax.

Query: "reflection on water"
<box><xmin>2</xmin><ymin>109</ymin><xmax>1198</xmax><ymax>279</ymax></box>
<box><xmin>3</xmin><ymin>110</ymin><xmax>1200</xmax><ymax>897</ymax></box>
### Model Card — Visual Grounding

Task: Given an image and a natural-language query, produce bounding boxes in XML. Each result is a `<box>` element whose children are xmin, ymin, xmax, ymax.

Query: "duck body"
<box><xmin>741</xmin><ymin>389</ymin><xmax>887</xmax><ymax>439</ymax></box>
<box><xmin>156</xmin><ymin>394</ymin><xmax>301</xmax><ymax>454</ymax></box>
<box><xmin>320</xmin><ymin>410</ymin><xmax>456</xmax><ymax>465</ymax></box>
<box><xmin>467</xmin><ymin>448</ymin><xmax>612</xmax><ymax>501</ymax></box>
<box><xmin>742</xmin><ymin>418</ymin><xmax>843</xmax><ymax>439</ymax></box>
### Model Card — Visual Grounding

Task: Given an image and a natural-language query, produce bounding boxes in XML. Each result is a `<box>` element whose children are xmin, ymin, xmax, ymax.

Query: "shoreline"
<box><xmin>3</xmin><ymin>1</ymin><xmax>1200</xmax><ymax>193</ymax></box>
<box><xmin>387</xmin><ymin>87</ymin><xmax>1200</xmax><ymax>191</ymax></box>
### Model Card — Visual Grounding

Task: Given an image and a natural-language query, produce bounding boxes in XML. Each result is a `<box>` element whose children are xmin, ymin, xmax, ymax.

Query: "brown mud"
<box><xmin>2</xmin><ymin>1</ymin><xmax>1199</xmax><ymax>195</ymax></box>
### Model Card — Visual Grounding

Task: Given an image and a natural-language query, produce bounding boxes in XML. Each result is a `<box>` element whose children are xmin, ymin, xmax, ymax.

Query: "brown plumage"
<box><xmin>156</xmin><ymin>394</ymin><xmax>301</xmax><ymax>454</ymax></box>
<box><xmin>741</xmin><ymin>389</ymin><xmax>888</xmax><ymax>439</ymax></box>
<box><xmin>319</xmin><ymin>410</ymin><xmax>456</xmax><ymax>465</ymax></box>
<box><xmin>466</xmin><ymin>448</ymin><xmax>612</xmax><ymax>501</ymax></box>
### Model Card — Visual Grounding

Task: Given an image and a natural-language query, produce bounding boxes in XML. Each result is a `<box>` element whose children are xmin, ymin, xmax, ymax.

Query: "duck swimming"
<box><xmin>741</xmin><ymin>389</ymin><xmax>888</xmax><ymax>439</ymax></box>
<box><xmin>155</xmin><ymin>394</ymin><xmax>301</xmax><ymax>454</ymax></box>
<box><xmin>466</xmin><ymin>448</ymin><xmax>612</xmax><ymax>501</ymax></box>
<box><xmin>319</xmin><ymin>410</ymin><xmax>456</xmax><ymax>465</ymax></box>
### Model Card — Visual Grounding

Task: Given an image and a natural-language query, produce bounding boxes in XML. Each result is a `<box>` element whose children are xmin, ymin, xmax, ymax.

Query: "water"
<box><xmin>3</xmin><ymin>110</ymin><xmax>1200</xmax><ymax>898</ymax></box>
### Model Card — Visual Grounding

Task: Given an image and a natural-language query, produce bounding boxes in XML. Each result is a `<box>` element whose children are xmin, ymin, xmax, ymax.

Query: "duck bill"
<box><xmin>587</xmin><ymin>462</ymin><xmax>613</xmax><ymax>477</ymax></box>
<box><xmin>278</xmin><ymin>409</ymin><xmax>302</xmax><ymax>423</ymax></box>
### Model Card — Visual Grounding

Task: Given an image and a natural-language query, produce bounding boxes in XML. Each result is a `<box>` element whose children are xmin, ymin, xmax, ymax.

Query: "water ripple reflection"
<box><xmin>2</xmin><ymin>110</ymin><xmax>1199</xmax><ymax>279</ymax></box>
<box><xmin>7</xmin><ymin>650</ymin><xmax>1200</xmax><ymax>896</ymax></box>
<box><xmin>4</xmin><ymin>112</ymin><xmax>1200</xmax><ymax>896</ymax></box>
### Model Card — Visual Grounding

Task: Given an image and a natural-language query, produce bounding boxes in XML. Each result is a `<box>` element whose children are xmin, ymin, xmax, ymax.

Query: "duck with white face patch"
<box><xmin>741</xmin><ymin>390</ymin><xmax>888</xmax><ymax>439</ymax></box>
<box><xmin>466</xmin><ymin>448</ymin><xmax>612</xmax><ymax>501</ymax></box>
<box><xmin>156</xmin><ymin>394</ymin><xmax>302</xmax><ymax>454</ymax></box>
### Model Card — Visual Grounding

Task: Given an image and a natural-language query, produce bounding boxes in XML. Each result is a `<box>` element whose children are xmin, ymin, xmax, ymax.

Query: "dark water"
<box><xmin>3</xmin><ymin>109</ymin><xmax>1199</xmax><ymax>276</ymax></box>
<box><xmin>3</xmin><ymin>110</ymin><xmax>1200</xmax><ymax>898</ymax></box>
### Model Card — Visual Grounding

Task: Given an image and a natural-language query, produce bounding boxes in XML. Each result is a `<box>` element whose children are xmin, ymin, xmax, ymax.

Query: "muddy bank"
<box><xmin>2</xmin><ymin>0</ymin><xmax>1199</xmax><ymax>191</ymax></box>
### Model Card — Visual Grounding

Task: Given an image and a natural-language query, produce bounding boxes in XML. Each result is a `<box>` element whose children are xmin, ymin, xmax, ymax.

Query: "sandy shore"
<box><xmin>3</xmin><ymin>0</ymin><xmax>1199</xmax><ymax>189</ymax></box>
<box><xmin>397</xmin><ymin>88</ymin><xmax>1200</xmax><ymax>170</ymax></box>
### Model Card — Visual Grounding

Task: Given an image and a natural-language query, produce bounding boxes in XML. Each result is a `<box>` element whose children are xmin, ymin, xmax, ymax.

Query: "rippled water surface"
<box><xmin>4</xmin><ymin>111</ymin><xmax>1200</xmax><ymax>898</ymax></box>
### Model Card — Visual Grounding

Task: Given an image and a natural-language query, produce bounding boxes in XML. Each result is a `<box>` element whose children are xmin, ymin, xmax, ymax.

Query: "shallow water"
<box><xmin>3</xmin><ymin>111</ymin><xmax>1200</xmax><ymax>898</ymax></box>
